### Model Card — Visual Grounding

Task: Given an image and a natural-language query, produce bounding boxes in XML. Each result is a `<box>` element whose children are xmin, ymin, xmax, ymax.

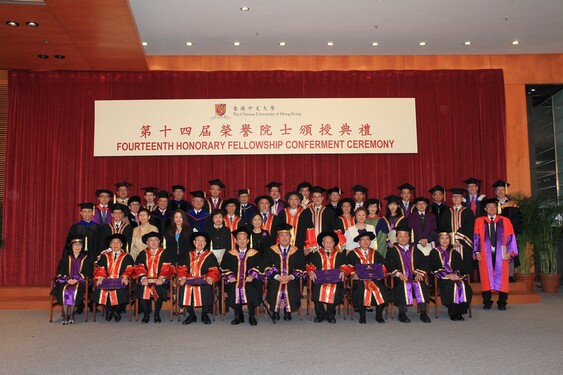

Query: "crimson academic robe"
<box><xmin>178</xmin><ymin>250</ymin><xmax>220</xmax><ymax>308</ymax></box>
<box><xmin>308</xmin><ymin>249</ymin><xmax>346</xmax><ymax>305</ymax></box>
<box><xmin>51</xmin><ymin>254</ymin><xmax>93</xmax><ymax>306</ymax></box>
<box><xmin>335</xmin><ymin>215</ymin><xmax>355</xmax><ymax>233</ymax></box>
<box><xmin>91</xmin><ymin>250</ymin><xmax>134</xmax><ymax>306</ymax></box>
<box><xmin>345</xmin><ymin>248</ymin><xmax>390</xmax><ymax>307</ymax></box>
<box><xmin>224</xmin><ymin>215</ymin><xmax>244</xmax><ymax>249</ymax></box>
<box><xmin>273</xmin><ymin>207</ymin><xmax>314</xmax><ymax>251</ymax></box>
<box><xmin>134</xmin><ymin>248</ymin><xmax>176</xmax><ymax>301</ymax></box>
<box><xmin>440</xmin><ymin>206</ymin><xmax>475</xmax><ymax>274</ymax></box>
<box><xmin>385</xmin><ymin>244</ymin><xmax>430</xmax><ymax>306</ymax></box>
<box><xmin>473</xmin><ymin>216</ymin><xmax>518</xmax><ymax>293</ymax></box>
<box><xmin>430</xmin><ymin>246</ymin><xmax>472</xmax><ymax>313</ymax></box>
<box><xmin>221</xmin><ymin>248</ymin><xmax>263</xmax><ymax>307</ymax></box>
<box><xmin>263</xmin><ymin>245</ymin><xmax>305</xmax><ymax>313</ymax></box>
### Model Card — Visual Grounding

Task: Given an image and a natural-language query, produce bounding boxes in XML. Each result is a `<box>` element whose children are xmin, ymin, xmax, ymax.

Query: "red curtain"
<box><xmin>1</xmin><ymin>70</ymin><xmax>506</xmax><ymax>285</ymax></box>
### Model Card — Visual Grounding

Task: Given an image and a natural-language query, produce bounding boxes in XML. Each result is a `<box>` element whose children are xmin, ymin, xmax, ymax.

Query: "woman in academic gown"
<box><xmin>248</xmin><ymin>212</ymin><xmax>274</xmax><ymax>255</ymax></box>
<box><xmin>164</xmin><ymin>209</ymin><xmax>194</xmax><ymax>265</ymax></box>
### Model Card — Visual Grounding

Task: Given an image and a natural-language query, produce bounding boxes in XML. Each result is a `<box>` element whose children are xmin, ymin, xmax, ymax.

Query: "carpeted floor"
<box><xmin>1</xmin><ymin>293</ymin><xmax>562</xmax><ymax>375</ymax></box>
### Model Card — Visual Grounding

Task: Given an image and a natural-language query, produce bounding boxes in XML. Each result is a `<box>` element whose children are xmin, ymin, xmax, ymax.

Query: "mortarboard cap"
<box><xmin>397</xmin><ymin>183</ymin><xmax>416</xmax><ymax>191</ymax></box>
<box><xmin>285</xmin><ymin>191</ymin><xmax>303</xmax><ymax>202</ymax></box>
<box><xmin>172</xmin><ymin>185</ymin><xmax>186</xmax><ymax>192</ymax></box>
<box><xmin>127</xmin><ymin>196</ymin><xmax>141</xmax><ymax>205</ymax></box>
<box><xmin>297</xmin><ymin>181</ymin><xmax>313</xmax><ymax>191</ymax></box>
<box><xmin>78</xmin><ymin>202</ymin><xmax>95</xmax><ymax>210</ymax></box>
<box><xmin>428</xmin><ymin>185</ymin><xmax>445</xmax><ymax>194</ymax></box>
<box><xmin>254</xmin><ymin>195</ymin><xmax>274</xmax><ymax>206</ymax></box>
<box><xmin>463</xmin><ymin>178</ymin><xmax>481</xmax><ymax>186</ymax></box>
<box><xmin>448</xmin><ymin>188</ymin><xmax>466</xmax><ymax>195</ymax></box>
<box><xmin>95</xmin><ymin>189</ymin><xmax>113</xmax><ymax>197</ymax></box>
<box><xmin>265</xmin><ymin>182</ymin><xmax>283</xmax><ymax>190</ymax></box>
<box><xmin>115</xmin><ymin>181</ymin><xmax>133</xmax><ymax>188</ymax></box>
<box><xmin>351</xmin><ymin>185</ymin><xmax>368</xmax><ymax>194</ymax></box>
<box><xmin>208</xmin><ymin>179</ymin><xmax>225</xmax><ymax>189</ymax></box>
<box><xmin>190</xmin><ymin>190</ymin><xmax>206</xmax><ymax>199</ymax></box>
<box><xmin>141</xmin><ymin>187</ymin><xmax>159</xmax><ymax>194</ymax></box>
<box><xmin>413</xmin><ymin>196</ymin><xmax>430</xmax><ymax>204</ymax></box>
<box><xmin>491</xmin><ymin>180</ymin><xmax>510</xmax><ymax>188</ymax></box>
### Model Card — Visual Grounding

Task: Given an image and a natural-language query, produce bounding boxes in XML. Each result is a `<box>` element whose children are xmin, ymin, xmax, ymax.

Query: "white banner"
<box><xmin>94</xmin><ymin>98</ymin><xmax>417</xmax><ymax>156</ymax></box>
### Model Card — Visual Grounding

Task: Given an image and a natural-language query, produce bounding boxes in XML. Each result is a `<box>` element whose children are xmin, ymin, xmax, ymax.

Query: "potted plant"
<box><xmin>512</xmin><ymin>194</ymin><xmax>537</xmax><ymax>291</ymax></box>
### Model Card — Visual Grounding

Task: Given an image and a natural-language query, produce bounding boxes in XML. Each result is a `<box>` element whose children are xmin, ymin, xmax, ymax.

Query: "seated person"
<box><xmin>430</xmin><ymin>231</ymin><xmax>473</xmax><ymax>321</ymax></box>
<box><xmin>134</xmin><ymin>231</ymin><xmax>176</xmax><ymax>324</ymax></box>
<box><xmin>307</xmin><ymin>231</ymin><xmax>346</xmax><ymax>323</ymax></box>
<box><xmin>385</xmin><ymin>226</ymin><xmax>431</xmax><ymax>323</ymax></box>
<box><xmin>51</xmin><ymin>235</ymin><xmax>93</xmax><ymax>324</ymax></box>
<box><xmin>221</xmin><ymin>228</ymin><xmax>262</xmax><ymax>326</ymax></box>
<box><xmin>177</xmin><ymin>232</ymin><xmax>220</xmax><ymax>325</ymax></box>
<box><xmin>91</xmin><ymin>233</ymin><xmax>134</xmax><ymax>322</ymax></box>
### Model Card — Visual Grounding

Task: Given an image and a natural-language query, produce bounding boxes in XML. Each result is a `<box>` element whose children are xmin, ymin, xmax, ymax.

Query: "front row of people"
<box><xmin>52</xmin><ymin>225</ymin><xmax>476</xmax><ymax>326</ymax></box>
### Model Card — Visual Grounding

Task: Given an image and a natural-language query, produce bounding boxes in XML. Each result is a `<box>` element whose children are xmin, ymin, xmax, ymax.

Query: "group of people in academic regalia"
<box><xmin>51</xmin><ymin>177</ymin><xmax>521</xmax><ymax>325</ymax></box>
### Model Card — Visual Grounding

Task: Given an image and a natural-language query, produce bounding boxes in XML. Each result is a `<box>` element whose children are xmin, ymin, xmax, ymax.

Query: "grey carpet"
<box><xmin>1</xmin><ymin>293</ymin><xmax>562</xmax><ymax>375</ymax></box>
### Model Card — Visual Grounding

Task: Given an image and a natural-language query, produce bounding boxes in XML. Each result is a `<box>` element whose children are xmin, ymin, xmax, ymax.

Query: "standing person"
<box><xmin>473</xmin><ymin>199</ymin><xmax>518</xmax><ymax>310</ymax></box>
<box><xmin>266</xmin><ymin>181</ymin><xmax>287</xmax><ymax>215</ymax></box>
<box><xmin>345</xmin><ymin>207</ymin><xmax>376</xmax><ymax>252</ymax></box>
<box><xmin>178</xmin><ymin>232</ymin><xmax>220</xmax><ymax>325</ymax></box>
<box><xmin>263</xmin><ymin>223</ymin><xmax>306</xmax><ymax>321</ymax></box>
<box><xmin>307</xmin><ymin>231</ymin><xmax>347</xmax><ymax>323</ymax></box>
<box><xmin>464</xmin><ymin>177</ymin><xmax>486</xmax><ymax>218</ymax></box>
<box><xmin>221</xmin><ymin>228</ymin><xmax>263</xmax><ymax>326</ymax></box>
<box><xmin>345</xmin><ymin>231</ymin><xmax>390</xmax><ymax>324</ymax></box>
<box><xmin>127</xmin><ymin>196</ymin><xmax>142</xmax><ymax>228</ymax></box>
<box><xmin>382</xmin><ymin>195</ymin><xmax>406</xmax><ymax>246</ymax></box>
<box><xmin>169</xmin><ymin>184</ymin><xmax>192</xmax><ymax>212</ymax></box>
<box><xmin>134</xmin><ymin>231</ymin><xmax>176</xmax><ymax>323</ymax></box>
<box><xmin>297</xmin><ymin>181</ymin><xmax>314</xmax><ymax>209</ymax></box>
<box><xmin>165</xmin><ymin>209</ymin><xmax>194</xmax><ymax>265</ymax></box>
<box><xmin>365</xmin><ymin>198</ymin><xmax>389</xmax><ymax>256</ymax></box>
<box><xmin>64</xmin><ymin>202</ymin><xmax>101</xmax><ymax>260</ymax></box>
<box><xmin>248</xmin><ymin>212</ymin><xmax>274</xmax><ymax>255</ymax></box>
<box><xmin>351</xmin><ymin>185</ymin><xmax>368</xmax><ymax>211</ymax></box>
<box><xmin>308</xmin><ymin>186</ymin><xmax>336</xmax><ymax>250</ymax></box>
<box><xmin>430</xmin><ymin>231</ymin><xmax>473</xmax><ymax>321</ymax></box>
<box><xmin>93</xmin><ymin>189</ymin><xmax>113</xmax><ymax>225</ymax></box>
<box><xmin>52</xmin><ymin>235</ymin><xmax>93</xmax><ymax>324</ymax></box>
<box><xmin>141</xmin><ymin>186</ymin><xmax>158</xmax><ymax>212</ymax></box>
<box><xmin>99</xmin><ymin>203</ymin><xmax>133</xmax><ymax>252</ymax></box>
<box><xmin>130</xmin><ymin>208</ymin><xmax>159</xmax><ymax>261</ymax></box>
<box><xmin>407</xmin><ymin>197</ymin><xmax>438</xmax><ymax>256</ymax></box>
<box><xmin>223</xmin><ymin>198</ymin><xmax>243</xmax><ymax>249</ymax></box>
<box><xmin>151</xmin><ymin>190</ymin><xmax>174</xmax><ymax>235</ymax></box>
<box><xmin>429</xmin><ymin>185</ymin><xmax>449</xmax><ymax>220</ymax></box>
<box><xmin>440</xmin><ymin>188</ymin><xmax>475</xmax><ymax>279</ymax></box>
<box><xmin>397</xmin><ymin>183</ymin><xmax>416</xmax><ymax>219</ymax></box>
<box><xmin>254</xmin><ymin>195</ymin><xmax>277</xmax><ymax>233</ymax></box>
<box><xmin>236</xmin><ymin>188</ymin><xmax>256</xmax><ymax>225</ymax></box>
<box><xmin>325</xmin><ymin>186</ymin><xmax>343</xmax><ymax>216</ymax></box>
<box><xmin>115</xmin><ymin>181</ymin><xmax>133</xmax><ymax>206</ymax></box>
<box><xmin>274</xmin><ymin>191</ymin><xmax>314</xmax><ymax>252</ymax></box>
<box><xmin>91</xmin><ymin>233</ymin><xmax>134</xmax><ymax>322</ymax></box>
<box><xmin>386</xmin><ymin>226</ymin><xmax>432</xmax><ymax>323</ymax></box>
<box><xmin>204</xmin><ymin>179</ymin><xmax>225</xmax><ymax>212</ymax></box>
<box><xmin>187</xmin><ymin>190</ymin><xmax>210</xmax><ymax>233</ymax></box>
<box><xmin>335</xmin><ymin>198</ymin><xmax>356</xmax><ymax>233</ymax></box>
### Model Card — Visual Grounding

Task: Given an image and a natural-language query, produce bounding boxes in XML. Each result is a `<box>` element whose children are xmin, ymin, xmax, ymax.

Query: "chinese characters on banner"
<box><xmin>94</xmin><ymin>98</ymin><xmax>417</xmax><ymax>156</ymax></box>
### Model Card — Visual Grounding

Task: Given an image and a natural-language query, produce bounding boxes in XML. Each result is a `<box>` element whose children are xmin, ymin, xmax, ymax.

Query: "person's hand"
<box><xmin>308</xmin><ymin>271</ymin><xmax>317</xmax><ymax>282</ymax></box>
<box><xmin>414</xmin><ymin>274</ymin><xmax>424</xmax><ymax>282</ymax></box>
<box><xmin>96</xmin><ymin>276</ymin><xmax>105</xmax><ymax>285</ymax></box>
<box><xmin>245</xmin><ymin>276</ymin><xmax>253</xmax><ymax>283</ymax></box>
<box><xmin>340</xmin><ymin>271</ymin><xmax>346</xmax><ymax>282</ymax></box>
<box><xmin>122</xmin><ymin>276</ymin><xmax>129</xmax><ymax>286</ymax></box>
<box><xmin>420</xmin><ymin>239</ymin><xmax>428</xmax><ymax>247</ymax></box>
<box><xmin>179</xmin><ymin>277</ymin><xmax>186</xmax><ymax>286</ymax></box>
<box><xmin>67</xmin><ymin>279</ymin><xmax>78</xmax><ymax>285</ymax></box>
<box><xmin>446</xmin><ymin>274</ymin><xmax>459</xmax><ymax>281</ymax></box>
<box><xmin>476</xmin><ymin>253</ymin><xmax>482</xmax><ymax>261</ymax></box>
<box><xmin>351</xmin><ymin>273</ymin><xmax>359</xmax><ymax>280</ymax></box>
<box><xmin>156</xmin><ymin>278</ymin><xmax>164</xmax><ymax>285</ymax></box>
<box><xmin>206</xmin><ymin>277</ymin><xmax>214</xmax><ymax>285</ymax></box>
<box><xmin>141</xmin><ymin>278</ymin><xmax>148</xmax><ymax>286</ymax></box>
<box><xmin>398</xmin><ymin>273</ymin><xmax>408</xmax><ymax>282</ymax></box>
<box><xmin>503</xmin><ymin>253</ymin><xmax>512</xmax><ymax>261</ymax></box>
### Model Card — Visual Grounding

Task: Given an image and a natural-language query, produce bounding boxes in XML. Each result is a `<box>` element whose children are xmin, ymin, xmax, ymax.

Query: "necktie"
<box><xmin>263</xmin><ymin>213</ymin><xmax>268</xmax><ymax>222</ymax></box>
<box><xmin>471</xmin><ymin>197</ymin><xmax>476</xmax><ymax>215</ymax></box>
<box><xmin>113</xmin><ymin>252</ymin><xmax>118</xmax><ymax>261</ymax></box>
<box><xmin>101</xmin><ymin>206</ymin><xmax>107</xmax><ymax>221</ymax></box>
<box><xmin>489</xmin><ymin>218</ymin><xmax>497</xmax><ymax>246</ymax></box>
<box><xmin>115</xmin><ymin>223</ymin><xmax>120</xmax><ymax>231</ymax></box>
<box><xmin>282</xmin><ymin>248</ymin><xmax>288</xmax><ymax>256</ymax></box>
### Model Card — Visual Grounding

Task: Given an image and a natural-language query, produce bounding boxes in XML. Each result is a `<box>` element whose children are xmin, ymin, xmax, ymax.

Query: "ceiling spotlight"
<box><xmin>37</xmin><ymin>54</ymin><xmax>49</xmax><ymax>59</ymax></box>
<box><xmin>6</xmin><ymin>21</ymin><xmax>19</xmax><ymax>27</ymax></box>
<box><xmin>512</xmin><ymin>40</ymin><xmax>519</xmax><ymax>45</ymax></box>
<box><xmin>327</xmin><ymin>42</ymin><xmax>334</xmax><ymax>46</ymax></box>
<box><xmin>54</xmin><ymin>55</ymin><xmax>65</xmax><ymax>59</ymax></box>
<box><xmin>185</xmin><ymin>42</ymin><xmax>193</xmax><ymax>46</ymax></box>
<box><xmin>233</xmin><ymin>42</ymin><xmax>241</xmax><ymax>46</ymax></box>
<box><xmin>26</xmin><ymin>21</ymin><xmax>39</xmax><ymax>27</ymax></box>
<box><xmin>419</xmin><ymin>41</ymin><xmax>426</xmax><ymax>46</ymax></box>
<box><xmin>279</xmin><ymin>42</ymin><xmax>286</xmax><ymax>46</ymax></box>
<box><xmin>372</xmin><ymin>42</ymin><xmax>379</xmax><ymax>46</ymax></box>
<box><xmin>464</xmin><ymin>41</ymin><xmax>471</xmax><ymax>45</ymax></box>
<box><xmin>142</xmin><ymin>42</ymin><xmax>148</xmax><ymax>46</ymax></box>
<box><xmin>240</xmin><ymin>6</ymin><xmax>250</xmax><ymax>11</ymax></box>
<box><xmin>530</xmin><ymin>88</ymin><xmax>536</xmax><ymax>92</ymax></box>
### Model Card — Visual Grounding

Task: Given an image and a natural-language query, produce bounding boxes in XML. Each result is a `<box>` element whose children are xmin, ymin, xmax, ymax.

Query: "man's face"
<box><xmin>144</xmin><ymin>192</ymin><xmax>155</xmax><ymax>203</ymax></box>
<box><xmin>354</xmin><ymin>191</ymin><xmax>365</xmax><ymax>203</ymax></box>
<box><xmin>157</xmin><ymin>197</ymin><xmax>168</xmax><ymax>209</ymax></box>
<box><xmin>209</xmin><ymin>184</ymin><xmax>221</xmax><ymax>198</ymax></box>
<box><xmin>495</xmin><ymin>186</ymin><xmax>506</xmax><ymax>199</ymax></box>
<box><xmin>129</xmin><ymin>202</ymin><xmax>140</xmax><ymax>213</ymax></box>
<box><xmin>80</xmin><ymin>208</ymin><xmax>93</xmax><ymax>221</ymax></box>
<box><xmin>239</xmin><ymin>193</ymin><xmax>249</xmax><ymax>204</ymax></box>
<box><xmin>329</xmin><ymin>192</ymin><xmax>341</xmax><ymax>204</ymax></box>
<box><xmin>226</xmin><ymin>204</ymin><xmax>237</xmax><ymax>215</ymax></box>
<box><xmin>278</xmin><ymin>232</ymin><xmax>291</xmax><ymax>247</ymax></box>
<box><xmin>193</xmin><ymin>236</ymin><xmax>206</xmax><ymax>250</ymax></box>
<box><xmin>485</xmin><ymin>203</ymin><xmax>497</xmax><ymax>216</ymax></box>
<box><xmin>312</xmin><ymin>192</ymin><xmax>324</xmax><ymax>206</ymax></box>
<box><xmin>401</xmin><ymin>189</ymin><xmax>412</xmax><ymax>201</ymax></box>
<box><xmin>358</xmin><ymin>236</ymin><xmax>371</xmax><ymax>249</ymax></box>
<box><xmin>192</xmin><ymin>197</ymin><xmax>204</xmax><ymax>210</ymax></box>
<box><xmin>300</xmin><ymin>187</ymin><xmax>310</xmax><ymax>199</ymax></box>
<box><xmin>258</xmin><ymin>199</ymin><xmax>270</xmax><ymax>213</ymax></box>
<box><xmin>397</xmin><ymin>231</ymin><xmax>410</xmax><ymax>246</ymax></box>
<box><xmin>452</xmin><ymin>194</ymin><xmax>463</xmax><ymax>206</ymax></box>
<box><xmin>416</xmin><ymin>201</ymin><xmax>427</xmax><ymax>213</ymax></box>
<box><xmin>236</xmin><ymin>234</ymin><xmax>249</xmax><ymax>249</ymax></box>
<box><xmin>117</xmin><ymin>186</ymin><xmax>128</xmax><ymax>199</ymax></box>
<box><xmin>173</xmin><ymin>189</ymin><xmax>184</xmax><ymax>201</ymax></box>
<box><xmin>112</xmin><ymin>209</ymin><xmax>124</xmax><ymax>222</ymax></box>
<box><xmin>98</xmin><ymin>193</ymin><xmax>110</xmax><ymax>205</ymax></box>
<box><xmin>432</xmin><ymin>191</ymin><xmax>444</xmax><ymax>203</ymax></box>
<box><xmin>269</xmin><ymin>187</ymin><xmax>281</xmax><ymax>200</ymax></box>
<box><xmin>467</xmin><ymin>184</ymin><xmax>478</xmax><ymax>195</ymax></box>
<box><xmin>288</xmin><ymin>195</ymin><xmax>300</xmax><ymax>209</ymax></box>
<box><xmin>322</xmin><ymin>236</ymin><xmax>335</xmax><ymax>252</ymax></box>
<box><xmin>147</xmin><ymin>237</ymin><xmax>160</xmax><ymax>250</ymax></box>
<box><xmin>109</xmin><ymin>239</ymin><xmax>122</xmax><ymax>252</ymax></box>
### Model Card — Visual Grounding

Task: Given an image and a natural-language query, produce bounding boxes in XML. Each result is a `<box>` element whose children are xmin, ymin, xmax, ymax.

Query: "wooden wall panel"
<box><xmin>317</xmin><ymin>55</ymin><xmax>404</xmax><ymax>70</ymax></box>
<box><xmin>505</xmin><ymin>84</ymin><xmax>531</xmax><ymax>195</ymax></box>
<box><xmin>491</xmin><ymin>54</ymin><xmax>555</xmax><ymax>84</ymax></box>
<box><xmin>403</xmin><ymin>55</ymin><xmax>491</xmax><ymax>70</ymax></box>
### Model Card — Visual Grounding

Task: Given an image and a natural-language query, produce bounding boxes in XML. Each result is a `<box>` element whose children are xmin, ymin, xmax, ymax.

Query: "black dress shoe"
<box><xmin>314</xmin><ymin>315</ymin><xmax>325</xmax><ymax>323</ymax></box>
<box><xmin>457</xmin><ymin>314</ymin><xmax>465</xmax><ymax>321</ymax></box>
<box><xmin>182</xmin><ymin>315</ymin><xmax>197</xmax><ymax>325</ymax></box>
<box><xmin>327</xmin><ymin>316</ymin><xmax>336</xmax><ymax>324</ymax></box>
<box><xmin>283</xmin><ymin>312</ymin><xmax>292</xmax><ymax>321</ymax></box>
<box><xmin>509</xmin><ymin>276</ymin><xmax>515</xmax><ymax>283</ymax></box>
<box><xmin>141</xmin><ymin>315</ymin><xmax>150</xmax><ymax>323</ymax></box>
<box><xmin>272</xmin><ymin>312</ymin><xmax>280</xmax><ymax>320</ymax></box>
<box><xmin>249</xmin><ymin>316</ymin><xmax>257</xmax><ymax>326</ymax></box>
<box><xmin>398</xmin><ymin>312</ymin><xmax>411</xmax><ymax>323</ymax></box>
<box><xmin>75</xmin><ymin>304</ymin><xmax>85</xmax><ymax>315</ymax></box>
<box><xmin>231</xmin><ymin>317</ymin><xmax>243</xmax><ymax>325</ymax></box>
<box><xmin>483</xmin><ymin>304</ymin><xmax>492</xmax><ymax>310</ymax></box>
<box><xmin>358</xmin><ymin>317</ymin><xmax>366</xmax><ymax>324</ymax></box>
<box><xmin>450</xmin><ymin>314</ymin><xmax>457</xmax><ymax>321</ymax></box>
<box><xmin>498</xmin><ymin>305</ymin><xmax>507</xmax><ymax>311</ymax></box>
<box><xmin>420</xmin><ymin>312</ymin><xmax>431</xmax><ymax>323</ymax></box>
<box><xmin>375</xmin><ymin>316</ymin><xmax>385</xmax><ymax>323</ymax></box>
<box><xmin>202</xmin><ymin>314</ymin><xmax>212</xmax><ymax>324</ymax></box>
<box><xmin>105</xmin><ymin>310</ymin><xmax>114</xmax><ymax>321</ymax></box>
<box><xmin>114</xmin><ymin>311</ymin><xmax>122</xmax><ymax>322</ymax></box>
<box><xmin>154</xmin><ymin>315</ymin><xmax>161</xmax><ymax>323</ymax></box>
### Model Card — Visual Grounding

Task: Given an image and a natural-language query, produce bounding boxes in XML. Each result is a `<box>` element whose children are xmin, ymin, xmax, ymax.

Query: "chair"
<box><xmin>432</xmin><ymin>274</ymin><xmax>472</xmax><ymax>319</ymax></box>
<box><xmin>307</xmin><ymin>277</ymin><xmax>348</xmax><ymax>321</ymax></box>
<box><xmin>49</xmin><ymin>277</ymin><xmax>90</xmax><ymax>323</ymax></box>
<box><xmin>92</xmin><ymin>278</ymin><xmax>134</xmax><ymax>322</ymax></box>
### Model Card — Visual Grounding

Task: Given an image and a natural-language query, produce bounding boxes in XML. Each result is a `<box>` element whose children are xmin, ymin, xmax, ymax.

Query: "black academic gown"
<box><xmin>178</xmin><ymin>250</ymin><xmax>220</xmax><ymax>308</ymax></box>
<box><xmin>169</xmin><ymin>200</ymin><xmax>192</xmax><ymax>212</ymax></box>
<box><xmin>65</xmin><ymin>221</ymin><xmax>101</xmax><ymax>260</ymax></box>
<box><xmin>150</xmin><ymin>209</ymin><xmax>174</xmax><ymax>235</ymax></box>
<box><xmin>273</xmin><ymin>207</ymin><xmax>314</xmax><ymax>251</ymax></box>
<box><xmin>249</xmin><ymin>229</ymin><xmax>274</xmax><ymax>256</ymax></box>
<box><xmin>263</xmin><ymin>245</ymin><xmax>305</xmax><ymax>313</ymax></box>
<box><xmin>431</xmin><ymin>202</ymin><xmax>449</xmax><ymax>222</ymax></box>
<box><xmin>51</xmin><ymin>254</ymin><xmax>93</xmax><ymax>305</ymax></box>
<box><xmin>91</xmin><ymin>251</ymin><xmax>134</xmax><ymax>306</ymax></box>
<box><xmin>203</xmin><ymin>224</ymin><xmax>232</xmax><ymax>252</ymax></box>
<box><xmin>346</xmin><ymin>248</ymin><xmax>390</xmax><ymax>307</ymax></box>
<box><xmin>308</xmin><ymin>249</ymin><xmax>345</xmax><ymax>305</ymax></box>
<box><xmin>134</xmin><ymin>248</ymin><xmax>175</xmax><ymax>301</ymax></box>
<box><xmin>99</xmin><ymin>222</ymin><xmax>133</xmax><ymax>253</ymax></box>
<box><xmin>308</xmin><ymin>206</ymin><xmax>336</xmax><ymax>233</ymax></box>
<box><xmin>440</xmin><ymin>206</ymin><xmax>475</xmax><ymax>275</ymax></box>
<box><xmin>221</xmin><ymin>248</ymin><xmax>263</xmax><ymax>308</ymax></box>
<box><xmin>164</xmin><ymin>230</ymin><xmax>194</xmax><ymax>265</ymax></box>
<box><xmin>385</xmin><ymin>244</ymin><xmax>430</xmax><ymax>306</ymax></box>
<box><xmin>238</xmin><ymin>203</ymin><xmax>257</xmax><ymax>226</ymax></box>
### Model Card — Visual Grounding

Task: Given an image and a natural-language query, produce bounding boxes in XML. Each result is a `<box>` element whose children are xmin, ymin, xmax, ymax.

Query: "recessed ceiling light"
<box><xmin>37</xmin><ymin>54</ymin><xmax>48</xmax><ymax>59</ymax></box>
<box><xmin>464</xmin><ymin>41</ymin><xmax>471</xmax><ymax>45</ymax></box>
<box><xmin>419</xmin><ymin>41</ymin><xmax>426</xmax><ymax>46</ymax></box>
<box><xmin>6</xmin><ymin>21</ymin><xmax>19</xmax><ymax>27</ymax></box>
<box><xmin>327</xmin><ymin>42</ymin><xmax>334</xmax><ymax>46</ymax></box>
<box><xmin>372</xmin><ymin>42</ymin><xmax>379</xmax><ymax>46</ymax></box>
<box><xmin>240</xmin><ymin>6</ymin><xmax>250</xmax><ymax>11</ymax></box>
<box><xmin>185</xmin><ymin>42</ymin><xmax>193</xmax><ymax>46</ymax></box>
<box><xmin>233</xmin><ymin>42</ymin><xmax>241</xmax><ymax>46</ymax></box>
<box><xmin>54</xmin><ymin>55</ymin><xmax>65</xmax><ymax>59</ymax></box>
<box><xmin>530</xmin><ymin>88</ymin><xmax>536</xmax><ymax>92</ymax></box>
<box><xmin>512</xmin><ymin>40</ymin><xmax>519</xmax><ymax>45</ymax></box>
<box><xmin>142</xmin><ymin>42</ymin><xmax>148</xmax><ymax>46</ymax></box>
<box><xmin>26</xmin><ymin>21</ymin><xmax>38</xmax><ymax>27</ymax></box>
<box><xmin>279</xmin><ymin>42</ymin><xmax>286</xmax><ymax>46</ymax></box>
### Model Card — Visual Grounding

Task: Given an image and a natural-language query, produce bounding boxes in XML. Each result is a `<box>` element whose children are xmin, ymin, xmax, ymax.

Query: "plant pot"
<box><xmin>515</xmin><ymin>273</ymin><xmax>536</xmax><ymax>292</ymax></box>
<box><xmin>539</xmin><ymin>273</ymin><xmax>561</xmax><ymax>293</ymax></box>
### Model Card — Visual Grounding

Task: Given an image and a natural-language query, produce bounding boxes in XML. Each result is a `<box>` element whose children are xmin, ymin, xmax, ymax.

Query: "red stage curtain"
<box><xmin>1</xmin><ymin>70</ymin><xmax>506</xmax><ymax>285</ymax></box>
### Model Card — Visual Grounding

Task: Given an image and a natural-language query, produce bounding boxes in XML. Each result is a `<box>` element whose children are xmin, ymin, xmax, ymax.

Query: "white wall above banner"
<box><xmin>94</xmin><ymin>98</ymin><xmax>417</xmax><ymax>156</ymax></box>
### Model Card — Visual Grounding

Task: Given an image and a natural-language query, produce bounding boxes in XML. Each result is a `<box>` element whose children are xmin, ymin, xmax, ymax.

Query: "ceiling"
<box><xmin>1</xmin><ymin>0</ymin><xmax>563</xmax><ymax>70</ymax></box>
